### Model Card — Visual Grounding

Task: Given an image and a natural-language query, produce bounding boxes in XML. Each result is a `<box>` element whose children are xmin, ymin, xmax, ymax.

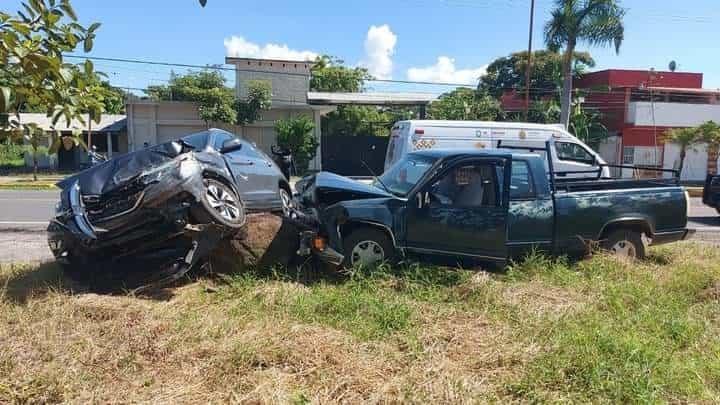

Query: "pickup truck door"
<box><xmin>404</xmin><ymin>157</ymin><xmax>510</xmax><ymax>261</ymax></box>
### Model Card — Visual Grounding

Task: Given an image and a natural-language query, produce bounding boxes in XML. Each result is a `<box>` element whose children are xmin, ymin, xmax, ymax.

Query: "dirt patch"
<box><xmin>698</xmin><ymin>280</ymin><xmax>720</xmax><ymax>301</ymax></box>
<box><xmin>503</xmin><ymin>282</ymin><xmax>588</xmax><ymax>316</ymax></box>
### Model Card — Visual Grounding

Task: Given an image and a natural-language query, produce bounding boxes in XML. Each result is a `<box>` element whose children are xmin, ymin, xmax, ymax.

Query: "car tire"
<box><xmin>279</xmin><ymin>187</ymin><xmax>292</xmax><ymax>217</ymax></box>
<box><xmin>193</xmin><ymin>178</ymin><xmax>246</xmax><ymax>229</ymax></box>
<box><xmin>342</xmin><ymin>228</ymin><xmax>395</xmax><ymax>268</ymax></box>
<box><xmin>602</xmin><ymin>229</ymin><xmax>646</xmax><ymax>260</ymax></box>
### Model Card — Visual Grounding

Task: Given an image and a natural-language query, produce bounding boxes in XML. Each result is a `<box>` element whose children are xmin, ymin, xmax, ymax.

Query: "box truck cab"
<box><xmin>385</xmin><ymin>120</ymin><xmax>609</xmax><ymax>178</ymax></box>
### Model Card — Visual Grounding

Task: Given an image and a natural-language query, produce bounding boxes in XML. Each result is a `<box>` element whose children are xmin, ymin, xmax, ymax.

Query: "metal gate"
<box><xmin>321</xmin><ymin>135</ymin><xmax>389</xmax><ymax>176</ymax></box>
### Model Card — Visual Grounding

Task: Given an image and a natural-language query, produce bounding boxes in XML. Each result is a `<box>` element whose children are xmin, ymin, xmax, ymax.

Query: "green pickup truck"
<box><xmin>296</xmin><ymin>145</ymin><xmax>694</xmax><ymax>267</ymax></box>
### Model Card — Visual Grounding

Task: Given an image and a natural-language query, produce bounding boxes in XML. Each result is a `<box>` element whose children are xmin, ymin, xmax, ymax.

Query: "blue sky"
<box><xmin>10</xmin><ymin>0</ymin><xmax>720</xmax><ymax>92</ymax></box>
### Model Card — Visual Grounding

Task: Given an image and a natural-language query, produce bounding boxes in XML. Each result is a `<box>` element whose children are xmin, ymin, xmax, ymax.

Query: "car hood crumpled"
<box><xmin>57</xmin><ymin>142</ymin><xmax>187</xmax><ymax>195</ymax></box>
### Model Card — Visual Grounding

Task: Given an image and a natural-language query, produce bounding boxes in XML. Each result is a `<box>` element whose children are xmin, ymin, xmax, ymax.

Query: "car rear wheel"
<box><xmin>602</xmin><ymin>230</ymin><xmax>646</xmax><ymax>260</ymax></box>
<box><xmin>342</xmin><ymin>228</ymin><xmax>395</xmax><ymax>268</ymax></box>
<box><xmin>194</xmin><ymin>178</ymin><xmax>246</xmax><ymax>228</ymax></box>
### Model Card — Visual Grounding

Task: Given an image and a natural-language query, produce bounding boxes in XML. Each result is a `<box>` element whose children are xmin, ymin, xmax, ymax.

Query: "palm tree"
<box><xmin>668</xmin><ymin>127</ymin><xmax>699</xmax><ymax>179</ymax></box>
<box><xmin>545</xmin><ymin>0</ymin><xmax>625</xmax><ymax>129</ymax></box>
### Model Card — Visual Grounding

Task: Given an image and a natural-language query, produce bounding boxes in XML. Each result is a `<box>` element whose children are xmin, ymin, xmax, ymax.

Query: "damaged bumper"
<box><xmin>47</xmin><ymin>155</ymin><xmax>230</xmax><ymax>268</ymax></box>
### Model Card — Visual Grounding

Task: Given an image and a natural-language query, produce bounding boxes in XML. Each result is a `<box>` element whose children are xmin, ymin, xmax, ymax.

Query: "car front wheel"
<box><xmin>279</xmin><ymin>187</ymin><xmax>292</xmax><ymax>217</ymax></box>
<box><xmin>194</xmin><ymin>178</ymin><xmax>246</xmax><ymax>229</ymax></box>
<box><xmin>342</xmin><ymin>228</ymin><xmax>395</xmax><ymax>268</ymax></box>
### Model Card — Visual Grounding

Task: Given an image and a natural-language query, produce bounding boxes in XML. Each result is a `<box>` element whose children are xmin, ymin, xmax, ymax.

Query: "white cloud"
<box><xmin>407</xmin><ymin>57</ymin><xmax>487</xmax><ymax>85</ymax></box>
<box><xmin>360</xmin><ymin>25</ymin><xmax>397</xmax><ymax>79</ymax></box>
<box><xmin>224</xmin><ymin>36</ymin><xmax>318</xmax><ymax>61</ymax></box>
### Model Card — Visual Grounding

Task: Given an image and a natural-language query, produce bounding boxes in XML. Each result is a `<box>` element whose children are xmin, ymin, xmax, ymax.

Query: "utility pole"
<box><xmin>524</xmin><ymin>0</ymin><xmax>536</xmax><ymax>121</ymax></box>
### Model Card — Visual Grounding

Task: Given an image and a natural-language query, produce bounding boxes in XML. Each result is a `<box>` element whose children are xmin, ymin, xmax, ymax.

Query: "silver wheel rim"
<box><xmin>206</xmin><ymin>183</ymin><xmax>241</xmax><ymax>222</ymax></box>
<box><xmin>351</xmin><ymin>240</ymin><xmax>385</xmax><ymax>267</ymax></box>
<box><xmin>611</xmin><ymin>240</ymin><xmax>636</xmax><ymax>259</ymax></box>
<box><xmin>280</xmin><ymin>189</ymin><xmax>292</xmax><ymax>216</ymax></box>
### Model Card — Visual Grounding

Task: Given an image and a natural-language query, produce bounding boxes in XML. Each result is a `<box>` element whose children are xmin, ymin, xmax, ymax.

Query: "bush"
<box><xmin>0</xmin><ymin>141</ymin><xmax>25</xmax><ymax>167</ymax></box>
<box><xmin>274</xmin><ymin>115</ymin><xmax>317</xmax><ymax>174</ymax></box>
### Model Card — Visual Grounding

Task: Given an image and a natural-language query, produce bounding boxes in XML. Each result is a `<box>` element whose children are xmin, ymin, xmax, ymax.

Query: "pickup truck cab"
<box><xmin>297</xmin><ymin>148</ymin><xmax>694</xmax><ymax>267</ymax></box>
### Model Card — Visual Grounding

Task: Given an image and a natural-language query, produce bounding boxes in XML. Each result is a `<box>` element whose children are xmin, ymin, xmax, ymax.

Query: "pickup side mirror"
<box><xmin>220</xmin><ymin>138</ymin><xmax>243</xmax><ymax>154</ymax></box>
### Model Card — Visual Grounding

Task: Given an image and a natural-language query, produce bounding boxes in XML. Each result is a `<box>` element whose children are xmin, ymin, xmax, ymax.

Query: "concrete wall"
<box><xmin>628</xmin><ymin>101</ymin><xmax>720</xmax><ymax>127</ymax></box>
<box><xmin>126</xmin><ymin>101</ymin><xmax>329</xmax><ymax>170</ymax></box>
<box><xmin>229</xmin><ymin>58</ymin><xmax>312</xmax><ymax>104</ymax></box>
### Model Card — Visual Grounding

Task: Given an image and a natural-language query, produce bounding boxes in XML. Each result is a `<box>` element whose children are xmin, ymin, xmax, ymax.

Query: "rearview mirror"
<box><xmin>220</xmin><ymin>138</ymin><xmax>243</xmax><ymax>154</ymax></box>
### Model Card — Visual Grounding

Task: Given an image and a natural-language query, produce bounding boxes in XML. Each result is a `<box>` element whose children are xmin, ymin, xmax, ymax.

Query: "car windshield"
<box><xmin>375</xmin><ymin>155</ymin><xmax>437</xmax><ymax>196</ymax></box>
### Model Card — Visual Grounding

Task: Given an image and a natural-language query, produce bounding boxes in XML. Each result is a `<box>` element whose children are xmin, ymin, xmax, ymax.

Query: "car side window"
<box><xmin>212</xmin><ymin>133</ymin><xmax>234</xmax><ymax>151</ymax></box>
<box><xmin>510</xmin><ymin>160</ymin><xmax>535</xmax><ymax>199</ymax></box>
<box><xmin>237</xmin><ymin>142</ymin><xmax>263</xmax><ymax>159</ymax></box>
<box><xmin>556</xmin><ymin>142</ymin><xmax>595</xmax><ymax>164</ymax></box>
<box><xmin>429</xmin><ymin>163</ymin><xmax>500</xmax><ymax>208</ymax></box>
<box><xmin>181</xmin><ymin>132</ymin><xmax>209</xmax><ymax>150</ymax></box>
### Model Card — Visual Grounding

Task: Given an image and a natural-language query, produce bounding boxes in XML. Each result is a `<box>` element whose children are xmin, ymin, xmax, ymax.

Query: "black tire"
<box><xmin>193</xmin><ymin>178</ymin><xmax>246</xmax><ymax>229</ymax></box>
<box><xmin>601</xmin><ymin>229</ymin><xmax>646</xmax><ymax>260</ymax></box>
<box><xmin>279</xmin><ymin>185</ymin><xmax>292</xmax><ymax>217</ymax></box>
<box><xmin>342</xmin><ymin>228</ymin><xmax>395</xmax><ymax>268</ymax></box>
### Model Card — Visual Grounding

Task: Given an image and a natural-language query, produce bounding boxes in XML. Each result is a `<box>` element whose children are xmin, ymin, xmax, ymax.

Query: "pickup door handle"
<box><xmin>234</xmin><ymin>160</ymin><xmax>254</xmax><ymax>166</ymax></box>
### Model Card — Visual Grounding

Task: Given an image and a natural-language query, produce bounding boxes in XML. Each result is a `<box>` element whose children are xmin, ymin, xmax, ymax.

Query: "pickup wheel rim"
<box><xmin>611</xmin><ymin>240</ymin><xmax>637</xmax><ymax>259</ymax></box>
<box><xmin>351</xmin><ymin>240</ymin><xmax>385</xmax><ymax>267</ymax></box>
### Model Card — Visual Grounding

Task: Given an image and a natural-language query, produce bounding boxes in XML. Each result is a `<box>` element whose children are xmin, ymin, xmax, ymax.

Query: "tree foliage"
<box><xmin>235</xmin><ymin>80</ymin><xmax>272</xmax><ymax>125</ymax></box>
<box><xmin>479</xmin><ymin>50</ymin><xmax>595</xmax><ymax>99</ymax></box>
<box><xmin>545</xmin><ymin>0</ymin><xmax>626</xmax><ymax>128</ymax></box>
<box><xmin>146</xmin><ymin>70</ymin><xmax>237</xmax><ymax>125</ymax></box>
<box><xmin>668</xmin><ymin>121</ymin><xmax>720</xmax><ymax>177</ymax></box>
<box><xmin>147</xmin><ymin>71</ymin><xmax>271</xmax><ymax>127</ymax></box>
<box><xmin>1</xmin><ymin>0</ymin><xmax>101</xmax><ymax>129</ymax></box>
<box><xmin>310</xmin><ymin>56</ymin><xmax>372</xmax><ymax>93</ymax></box>
<box><xmin>275</xmin><ymin>115</ymin><xmax>317</xmax><ymax>172</ymax></box>
<box><xmin>428</xmin><ymin>88</ymin><xmax>504</xmax><ymax>121</ymax></box>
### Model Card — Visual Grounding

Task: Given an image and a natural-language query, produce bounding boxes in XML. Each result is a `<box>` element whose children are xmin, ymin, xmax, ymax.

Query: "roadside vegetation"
<box><xmin>2</xmin><ymin>242</ymin><xmax>719</xmax><ymax>403</ymax></box>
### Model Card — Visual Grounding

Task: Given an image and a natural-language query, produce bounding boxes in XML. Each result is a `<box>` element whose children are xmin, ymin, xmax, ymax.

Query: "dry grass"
<box><xmin>2</xmin><ymin>242</ymin><xmax>720</xmax><ymax>403</ymax></box>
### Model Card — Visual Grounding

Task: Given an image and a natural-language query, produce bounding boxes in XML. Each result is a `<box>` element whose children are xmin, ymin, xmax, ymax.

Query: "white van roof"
<box><xmin>397</xmin><ymin>120</ymin><xmax>567</xmax><ymax>132</ymax></box>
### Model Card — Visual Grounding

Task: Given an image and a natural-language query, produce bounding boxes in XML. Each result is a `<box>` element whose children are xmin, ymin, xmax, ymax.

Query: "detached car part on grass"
<box><xmin>48</xmin><ymin>129</ymin><xmax>289</xmax><ymax>286</ymax></box>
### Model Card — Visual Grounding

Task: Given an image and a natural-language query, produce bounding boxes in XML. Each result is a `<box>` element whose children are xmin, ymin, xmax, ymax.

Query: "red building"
<box><xmin>576</xmin><ymin>69</ymin><xmax>720</xmax><ymax>180</ymax></box>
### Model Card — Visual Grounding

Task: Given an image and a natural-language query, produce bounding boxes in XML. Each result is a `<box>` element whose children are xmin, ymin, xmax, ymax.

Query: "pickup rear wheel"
<box><xmin>602</xmin><ymin>230</ymin><xmax>646</xmax><ymax>260</ymax></box>
<box><xmin>342</xmin><ymin>228</ymin><xmax>395</xmax><ymax>269</ymax></box>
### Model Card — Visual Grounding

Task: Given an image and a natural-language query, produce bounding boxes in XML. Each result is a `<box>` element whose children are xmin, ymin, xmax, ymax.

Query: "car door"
<box><xmin>404</xmin><ymin>157</ymin><xmax>511</xmax><ymax>261</ymax></box>
<box><xmin>220</xmin><ymin>136</ymin><xmax>267</xmax><ymax>206</ymax></box>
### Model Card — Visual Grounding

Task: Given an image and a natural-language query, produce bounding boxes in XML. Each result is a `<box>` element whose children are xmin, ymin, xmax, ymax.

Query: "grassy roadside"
<box><xmin>0</xmin><ymin>182</ymin><xmax>58</xmax><ymax>190</ymax></box>
<box><xmin>1</xmin><ymin>243</ymin><xmax>719</xmax><ymax>402</ymax></box>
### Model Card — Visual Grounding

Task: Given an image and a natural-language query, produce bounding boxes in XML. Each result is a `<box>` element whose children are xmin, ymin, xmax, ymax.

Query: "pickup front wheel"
<box><xmin>342</xmin><ymin>228</ymin><xmax>395</xmax><ymax>268</ymax></box>
<box><xmin>602</xmin><ymin>230</ymin><xmax>646</xmax><ymax>260</ymax></box>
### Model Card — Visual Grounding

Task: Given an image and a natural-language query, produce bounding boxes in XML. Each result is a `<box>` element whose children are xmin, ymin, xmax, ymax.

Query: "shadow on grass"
<box><xmin>1</xmin><ymin>261</ymin><xmax>74</xmax><ymax>305</ymax></box>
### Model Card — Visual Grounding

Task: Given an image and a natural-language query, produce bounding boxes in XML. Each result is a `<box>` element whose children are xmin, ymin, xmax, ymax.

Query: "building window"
<box><xmin>623</xmin><ymin>147</ymin><xmax>634</xmax><ymax>164</ymax></box>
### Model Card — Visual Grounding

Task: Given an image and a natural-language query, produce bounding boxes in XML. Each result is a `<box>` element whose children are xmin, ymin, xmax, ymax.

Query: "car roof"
<box><xmin>408</xmin><ymin>148</ymin><xmax>539</xmax><ymax>160</ymax></box>
<box><xmin>396</xmin><ymin>120</ymin><xmax>567</xmax><ymax>132</ymax></box>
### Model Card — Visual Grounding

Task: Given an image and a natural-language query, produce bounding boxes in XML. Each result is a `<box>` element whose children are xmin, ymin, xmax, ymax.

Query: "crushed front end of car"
<box><xmin>48</xmin><ymin>141</ymin><xmax>245</xmax><ymax>286</ymax></box>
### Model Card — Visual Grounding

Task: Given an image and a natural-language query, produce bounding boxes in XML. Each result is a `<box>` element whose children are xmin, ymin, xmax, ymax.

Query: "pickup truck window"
<box><xmin>556</xmin><ymin>142</ymin><xmax>595</xmax><ymax>164</ymax></box>
<box><xmin>378</xmin><ymin>155</ymin><xmax>437</xmax><ymax>196</ymax></box>
<box><xmin>510</xmin><ymin>161</ymin><xmax>535</xmax><ymax>199</ymax></box>
<box><xmin>430</xmin><ymin>164</ymin><xmax>499</xmax><ymax>208</ymax></box>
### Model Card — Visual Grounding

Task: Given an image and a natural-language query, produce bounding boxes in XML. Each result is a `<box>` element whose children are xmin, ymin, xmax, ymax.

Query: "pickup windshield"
<box><xmin>375</xmin><ymin>155</ymin><xmax>437</xmax><ymax>196</ymax></box>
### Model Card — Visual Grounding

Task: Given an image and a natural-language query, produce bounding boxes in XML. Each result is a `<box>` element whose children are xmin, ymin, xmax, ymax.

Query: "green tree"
<box><xmin>668</xmin><ymin>127</ymin><xmax>699</xmax><ymax>179</ymax></box>
<box><xmin>275</xmin><ymin>116</ymin><xmax>317</xmax><ymax>173</ymax></box>
<box><xmin>310</xmin><ymin>56</ymin><xmax>371</xmax><ymax>93</ymax></box>
<box><xmin>569</xmin><ymin>102</ymin><xmax>607</xmax><ymax>147</ymax></box>
<box><xmin>545</xmin><ymin>0</ymin><xmax>625</xmax><ymax>128</ymax></box>
<box><xmin>698</xmin><ymin>121</ymin><xmax>720</xmax><ymax>175</ymax></box>
<box><xmin>1</xmin><ymin>0</ymin><xmax>101</xmax><ymax>134</ymax></box>
<box><xmin>479</xmin><ymin>50</ymin><xmax>595</xmax><ymax>99</ymax></box>
<box><xmin>235</xmin><ymin>80</ymin><xmax>272</xmax><ymax>125</ymax></box>
<box><xmin>428</xmin><ymin>88</ymin><xmax>504</xmax><ymax>121</ymax></box>
<box><xmin>310</xmin><ymin>56</ymin><xmax>414</xmax><ymax>136</ymax></box>
<box><xmin>146</xmin><ymin>70</ymin><xmax>237</xmax><ymax>126</ymax></box>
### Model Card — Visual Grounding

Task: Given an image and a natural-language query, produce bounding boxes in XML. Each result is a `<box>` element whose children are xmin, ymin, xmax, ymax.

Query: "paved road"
<box><xmin>0</xmin><ymin>190</ymin><xmax>58</xmax><ymax>231</ymax></box>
